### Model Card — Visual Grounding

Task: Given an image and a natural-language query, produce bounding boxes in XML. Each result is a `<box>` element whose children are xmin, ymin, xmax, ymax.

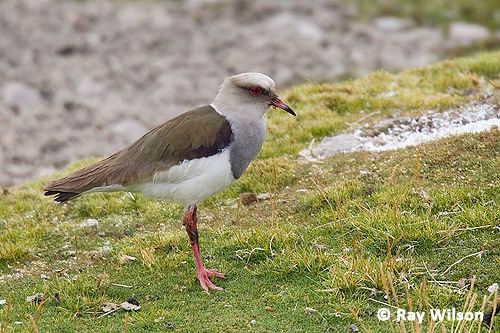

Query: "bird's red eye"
<box><xmin>249</xmin><ymin>87</ymin><xmax>263</xmax><ymax>97</ymax></box>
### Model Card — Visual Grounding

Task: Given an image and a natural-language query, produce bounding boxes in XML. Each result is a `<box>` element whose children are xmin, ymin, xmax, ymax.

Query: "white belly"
<box><xmin>130</xmin><ymin>148</ymin><xmax>235</xmax><ymax>205</ymax></box>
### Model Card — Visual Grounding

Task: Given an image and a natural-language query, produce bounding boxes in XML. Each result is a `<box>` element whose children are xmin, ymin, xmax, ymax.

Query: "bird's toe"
<box><xmin>197</xmin><ymin>268</ymin><xmax>224</xmax><ymax>292</ymax></box>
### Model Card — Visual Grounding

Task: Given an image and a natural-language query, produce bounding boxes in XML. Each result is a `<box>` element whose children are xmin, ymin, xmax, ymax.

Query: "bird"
<box><xmin>44</xmin><ymin>72</ymin><xmax>295</xmax><ymax>292</ymax></box>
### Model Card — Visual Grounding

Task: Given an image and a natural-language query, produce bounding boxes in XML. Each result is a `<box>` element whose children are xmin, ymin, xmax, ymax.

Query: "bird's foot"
<box><xmin>196</xmin><ymin>267</ymin><xmax>224</xmax><ymax>292</ymax></box>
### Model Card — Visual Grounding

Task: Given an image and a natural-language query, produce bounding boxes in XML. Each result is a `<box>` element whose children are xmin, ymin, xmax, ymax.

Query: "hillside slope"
<box><xmin>0</xmin><ymin>51</ymin><xmax>499</xmax><ymax>332</ymax></box>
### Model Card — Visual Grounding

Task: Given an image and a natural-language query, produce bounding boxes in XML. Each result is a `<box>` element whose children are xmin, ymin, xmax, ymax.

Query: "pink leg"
<box><xmin>183</xmin><ymin>205</ymin><xmax>224</xmax><ymax>292</ymax></box>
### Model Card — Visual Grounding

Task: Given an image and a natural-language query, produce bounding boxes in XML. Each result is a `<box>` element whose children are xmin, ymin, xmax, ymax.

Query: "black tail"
<box><xmin>44</xmin><ymin>190</ymin><xmax>80</xmax><ymax>203</ymax></box>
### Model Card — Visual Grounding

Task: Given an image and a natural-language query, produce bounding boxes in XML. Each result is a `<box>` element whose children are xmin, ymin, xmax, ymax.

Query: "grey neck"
<box><xmin>210</xmin><ymin>103</ymin><xmax>266</xmax><ymax>179</ymax></box>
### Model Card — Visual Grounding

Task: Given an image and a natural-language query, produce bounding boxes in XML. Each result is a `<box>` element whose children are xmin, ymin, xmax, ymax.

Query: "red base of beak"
<box><xmin>270</xmin><ymin>97</ymin><xmax>295</xmax><ymax>116</ymax></box>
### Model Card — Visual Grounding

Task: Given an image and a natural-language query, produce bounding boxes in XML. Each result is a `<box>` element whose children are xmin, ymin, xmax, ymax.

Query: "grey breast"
<box><xmin>228</xmin><ymin>118</ymin><xmax>266</xmax><ymax>179</ymax></box>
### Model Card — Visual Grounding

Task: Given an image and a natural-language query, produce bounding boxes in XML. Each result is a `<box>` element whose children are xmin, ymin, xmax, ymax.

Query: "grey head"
<box><xmin>211</xmin><ymin>73</ymin><xmax>295</xmax><ymax>180</ymax></box>
<box><xmin>212</xmin><ymin>72</ymin><xmax>295</xmax><ymax>120</ymax></box>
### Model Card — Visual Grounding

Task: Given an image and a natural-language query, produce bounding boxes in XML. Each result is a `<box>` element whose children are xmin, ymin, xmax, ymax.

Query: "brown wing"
<box><xmin>44</xmin><ymin>105</ymin><xmax>233</xmax><ymax>202</ymax></box>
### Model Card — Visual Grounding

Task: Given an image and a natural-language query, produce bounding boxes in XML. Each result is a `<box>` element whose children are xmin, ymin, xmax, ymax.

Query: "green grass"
<box><xmin>0</xmin><ymin>51</ymin><xmax>499</xmax><ymax>332</ymax></box>
<box><xmin>352</xmin><ymin>0</ymin><xmax>500</xmax><ymax>30</ymax></box>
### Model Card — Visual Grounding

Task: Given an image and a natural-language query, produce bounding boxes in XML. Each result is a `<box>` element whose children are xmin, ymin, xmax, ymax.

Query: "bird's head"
<box><xmin>213</xmin><ymin>72</ymin><xmax>295</xmax><ymax>118</ymax></box>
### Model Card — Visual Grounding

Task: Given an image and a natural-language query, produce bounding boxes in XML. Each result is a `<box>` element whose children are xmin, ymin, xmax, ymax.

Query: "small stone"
<box><xmin>2</xmin><ymin>82</ymin><xmax>42</xmax><ymax>110</ymax></box>
<box><xmin>249</xmin><ymin>319</ymin><xmax>257</xmax><ymax>326</ymax></box>
<box><xmin>264</xmin><ymin>306</ymin><xmax>274</xmax><ymax>312</ymax></box>
<box><xmin>311</xmin><ymin>243</ymin><xmax>328</xmax><ymax>251</ymax></box>
<box><xmin>102</xmin><ymin>302</ymin><xmax>119</xmax><ymax>313</ymax></box>
<box><xmin>0</xmin><ymin>299</ymin><xmax>6</xmax><ymax>306</ymax></box>
<box><xmin>80</xmin><ymin>218</ymin><xmax>98</xmax><ymax>228</ymax></box>
<box><xmin>76</xmin><ymin>76</ymin><xmax>105</xmax><ymax>97</ymax></box>
<box><xmin>256</xmin><ymin>193</ymin><xmax>270</xmax><ymax>201</ymax></box>
<box><xmin>448</xmin><ymin>22</ymin><xmax>490</xmax><ymax>47</ymax></box>
<box><xmin>40</xmin><ymin>273</ymin><xmax>49</xmax><ymax>280</ymax></box>
<box><xmin>239</xmin><ymin>192</ymin><xmax>257</xmax><ymax>206</ymax></box>
<box><xmin>305</xmin><ymin>134</ymin><xmax>361</xmax><ymax>159</ymax></box>
<box><xmin>304</xmin><ymin>306</ymin><xmax>317</xmax><ymax>314</ymax></box>
<box><xmin>120</xmin><ymin>301</ymin><xmax>141</xmax><ymax>311</ymax></box>
<box><xmin>26</xmin><ymin>293</ymin><xmax>44</xmax><ymax>305</ymax></box>
<box><xmin>373</xmin><ymin>17</ymin><xmax>410</xmax><ymax>32</ymax></box>
<box><xmin>349</xmin><ymin>323</ymin><xmax>359</xmax><ymax>332</ymax></box>
<box><xmin>487</xmin><ymin>283</ymin><xmax>498</xmax><ymax>293</ymax></box>
<box><xmin>119</xmin><ymin>255</ymin><xmax>137</xmax><ymax>265</ymax></box>
<box><xmin>63</xmin><ymin>250</ymin><xmax>76</xmax><ymax>257</ymax></box>
<box><xmin>458</xmin><ymin>278</ymin><xmax>468</xmax><ymax>289</ymax></box>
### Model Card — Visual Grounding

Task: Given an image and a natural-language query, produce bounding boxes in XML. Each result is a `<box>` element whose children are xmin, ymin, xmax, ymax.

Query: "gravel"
<box><xmin>300</xmin><ymin>102</ymin><xmax>500</xmax><ymax>160</ymax></box>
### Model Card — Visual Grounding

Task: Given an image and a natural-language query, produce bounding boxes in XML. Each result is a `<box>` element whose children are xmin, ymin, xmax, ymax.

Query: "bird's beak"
<box><xmin>270</xmin><ymin>96</ymin><xmax>296</xmax><ymax>116</ymax></box>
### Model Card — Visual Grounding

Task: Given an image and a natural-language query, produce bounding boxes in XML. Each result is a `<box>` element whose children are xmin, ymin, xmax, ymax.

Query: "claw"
<box><xmin>197</xmin><ymin>268</ymin><xmax>224</xmax><ymax>292</ymax></box>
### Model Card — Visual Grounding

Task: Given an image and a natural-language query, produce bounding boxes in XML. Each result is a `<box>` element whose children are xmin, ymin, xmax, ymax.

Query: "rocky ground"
<box><xmin>0</xmin><ymin>0</ymin><xmax>496</xmax><ymax>186</ymax></box>
<box><xmin>300</xmin><ymin>99</ymin><xmax>500</xmax><ymax>160</ymax></box>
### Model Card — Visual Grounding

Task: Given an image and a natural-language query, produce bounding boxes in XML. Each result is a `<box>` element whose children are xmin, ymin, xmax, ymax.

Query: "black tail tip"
<box><xmin>44</xmin><ymin>190</ymin><xmax>79</xmax><ymax>203</ymax></box>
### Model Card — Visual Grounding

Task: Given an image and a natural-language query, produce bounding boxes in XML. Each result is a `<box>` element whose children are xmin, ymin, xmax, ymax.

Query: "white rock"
<box><xmin>26</xmin><ymin>293</ymin><xmax>44</xmax><ymax>304</ymax></box>
<box><xmin>76</xmin><ymin>76</ymin><xmax>106</xmax><ymax>98</ymax></box>
<box><xmin>80</xmin><ymin>218</ymin><xmax>98</xmax><ymax>228</ymax></box>
<box><xmin>2</xmin><ymin>82</ymin><xmax>42</xmax><ymax>110</ymax></box>
<box><xmin>120</xmin><ymin>301</ymin><xmax>141</xmax><ymax>311</ymax></box>
<box><xmin>256</xmin><ymin>193</ymin><xmax>270</xmax><ymax>201</ymax></box>
<box><xmin>303</xmin><ymin>134</ymin><xmax>361</xmax><ymax>159</ymax></box>
<box><xmin>487</xmin><ymin>283</ymin><xmax>498</xmax><ymax>293</ymax></box>
<box><xmin>304</xmin><ymin>306</ymin><xmax>317</xmax><ymax>314</ymax></box>
<box><xmin>0</xmin><ymin>299</ymin><xmax>6</xmax><ymax>306</ymax></box>
<box><xmin>373</xmin><ymin>17</ymin><xmax>410</xmax><ymax>32</ymax></box>
<box><xmin>63</xmin><ymin>250</ymin><xmax>76</xmax><ymax>257</ymax></box>
<box><xmin>448</xmin><ymin>22</ymin><xmax>490</xmax><ymax>47</ymax></box>
<box><xmin>119</xmin><ymin>255</ymin><xmax>137</xmax><ymax>264</ymax></box>
<box><xmin>102</xmin><ymin>302</ymin><xmax>119</xmax><ymax>313</ymax></box>
<box><xmin>249</xmin><ymin>319</ymin><xmax>257</xmax><ymax>326</ymax></box>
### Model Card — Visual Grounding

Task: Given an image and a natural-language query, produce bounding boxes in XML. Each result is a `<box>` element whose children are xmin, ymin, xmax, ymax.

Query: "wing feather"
<box><xmin>44</xmin><ymin>105</ymin><xmax>232</xmax><ymax>202</ymax></box>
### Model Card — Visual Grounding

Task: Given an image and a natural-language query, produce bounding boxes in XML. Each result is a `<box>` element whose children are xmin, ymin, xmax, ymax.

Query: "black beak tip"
<box><xmin>285</xmin><ymin>107</ymin><xmax>296</xmax><ymax>116</ymax></box>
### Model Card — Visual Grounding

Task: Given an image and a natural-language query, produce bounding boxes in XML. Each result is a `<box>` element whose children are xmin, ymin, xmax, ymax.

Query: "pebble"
<box><xmin>487</xmin><ymin>283</ymin><xmax>498</xmax><ymax>293</ymax></box>
<box><xmin>120</xmin><ymin>301</ymin><xmax>141</xmax><ymax>311</ymax></box>
<box><xmin>102</xmin><ymin>302</ymin><xmax>119</xmax><ymax>313</ymax></box>
<box><xmin>63</xmin><ymin>250</ymin><xmax>76</xmax><ymax>257</ymax></box>
<box><xmin>349</xmin><ymin>323</ymin><xmax>359</xmax><ymax>332</ymax></box>
<box><xmin>373</xmin><ymin>17</ymin><xmax>410</xmax><ymax>32</ymax></box>
<box><xmin>26</xmin><ymin>293</ymin><xmax>44</xmax><ymax>305</ymax></box>
<box><xmin>80</xmin><ymin>218</ymin><xmax>98</xmax><ymax>228</ymax></box>
<box><xmin>119</xmin><ymin>255</ymin><xmax>137</xmax><ymax>265</ymax></box>
<box><xmin>256</xmin><ymin>193</ymin><xmax>270</xmax><ymax>201</ymax></box>
<box><xmin>304</xmin><ymin>306</ymin><xmax>317</xmax><ymax>314</ymax></box>
<box><xmin>2</xmin><ymin>82</ymin><xmax>42</xmax><ymax>110</ymax></box>
<box><xmin>448</xmin><ymin>22</ymin><xmax>490</xmax><ymax>47</ymax></box>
